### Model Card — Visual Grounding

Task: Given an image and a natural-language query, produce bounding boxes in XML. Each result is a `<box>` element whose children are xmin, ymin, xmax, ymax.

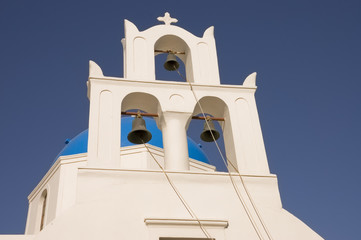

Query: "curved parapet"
<box><xmin>124</xmin><ymin>19</ymin><xmax>139</xmax><ymax>33</ymax></box>
<box><xmin>202</xmin><ymin>26</ymin><xmax>214</xmax><ymax>39</ymax></box>
<box><xmin>243</xmin><ymin>72</ymin><xmax>257</xmax><ymax>87</ymax></box>
<box><xmin>89</xmin><ymin>60</ymin><xmax>104</xmax><ymax>77</ymax></box>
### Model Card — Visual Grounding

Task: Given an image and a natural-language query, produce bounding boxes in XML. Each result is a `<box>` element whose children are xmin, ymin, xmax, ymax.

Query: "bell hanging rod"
<box><xmin>121</xmin><ymin>111</ymin><xmax>224</xmax><ymax>121</ymax></box>
<box><xmin>191</xmin><ymin>115</ymin><xmax>224</xmax><ymax>121</ymax></box>
<box><xmin>154</xmin><ymin>49</ymin><xmax>185</xmax><ymax>54</ymax></box>
<box><xmin>121</xmin><ymin>111</ymin><xmax>158</xmax><ymax>117</ymax></box>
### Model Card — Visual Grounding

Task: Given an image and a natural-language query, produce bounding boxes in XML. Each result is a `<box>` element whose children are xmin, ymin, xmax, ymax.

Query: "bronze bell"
<box><xmin>200</xmin><ymin>118</ymin><xmax>220</xmax><ymax>142</ymax></box>
<box><xmin>127</xmin><ymin>116</ymin><xmax>152</xmax><ymax>144</ymax></box>
<box><xmin>164</xmin><ymin>53</ymin><xmax>180</xmax><ymax>71</ymax></box>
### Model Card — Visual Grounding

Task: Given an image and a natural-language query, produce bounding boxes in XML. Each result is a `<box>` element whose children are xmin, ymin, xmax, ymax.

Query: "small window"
<box><xmin>40</xmin><ymin>190</ymin><xmax>47</xmax><ymax>230</ymax></box>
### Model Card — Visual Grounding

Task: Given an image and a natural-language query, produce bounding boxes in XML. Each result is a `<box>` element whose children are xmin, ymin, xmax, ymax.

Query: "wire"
<box><xmin>140</xmin><ymin>138</ymin><xmax>212</xmax><ymax>239</ymax></box>
<box><xmin>175</xmin><ymin>68</ymin><xmax>273</xmax><ymax>240</ymax></box>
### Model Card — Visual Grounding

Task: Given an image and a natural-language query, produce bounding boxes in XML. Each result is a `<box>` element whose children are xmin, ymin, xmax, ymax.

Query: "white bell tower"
<box><xmin>87</xmin><ymin>12</ymin><xmax>269</xmax><ymax>175</ymax></box>
<box><xmin>0</xmin><ymin>12</ymin><xmax>324</xmax><ymax>240</ymax></box>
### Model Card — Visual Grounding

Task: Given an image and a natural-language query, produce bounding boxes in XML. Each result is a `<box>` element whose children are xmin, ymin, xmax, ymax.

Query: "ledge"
<box><xmin>0</xmin><ymin>235</ymin><xmax>34</xmax><ymax>240</ymax></box>
<box><xmin>78</xmin><ymin>167</ymin><xmax>276</xmax><ymax>178</ymax></box>
<box><xmin>144</xmin><ymin>218</ymin><xmax>229</xmax><ymax>228</ymax></box>
<box><xmin>88</xmin><ymin>76</ymin><xmax>257</xmax><ymax>90</ymax></box>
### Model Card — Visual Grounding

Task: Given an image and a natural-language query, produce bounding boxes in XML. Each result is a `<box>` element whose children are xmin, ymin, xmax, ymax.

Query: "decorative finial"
<box><xmin>157</xmin><ymin>12</ymin><xmax>178</xmax><ymax>25</ymax></box>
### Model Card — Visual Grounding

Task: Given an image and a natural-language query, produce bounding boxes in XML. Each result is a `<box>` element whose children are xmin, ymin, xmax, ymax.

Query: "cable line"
<box><xmin>175</xmin><ymin>68</ymin><xmax>273</xmax><ymax>240</ymax></box>
<box><xmin>140</xmin><ymin>138</ymin><xmax>213</xmax><ymax>239</ymax></box>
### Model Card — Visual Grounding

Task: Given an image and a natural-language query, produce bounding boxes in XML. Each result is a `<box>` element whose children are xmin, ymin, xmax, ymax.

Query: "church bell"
<box><xmin>127</xmin><ymin>116</ymin><xmax>152</xmax><ymax>144</ymax></box>
<box><xmin>164</xmin><ymin>53</ymin><xmax>180</xmax><ymax>71</ymax></box>
<box><xmin>200</xmin><ymin>118</ymin><xmax>220</xmax><ymax>142</ymax></box>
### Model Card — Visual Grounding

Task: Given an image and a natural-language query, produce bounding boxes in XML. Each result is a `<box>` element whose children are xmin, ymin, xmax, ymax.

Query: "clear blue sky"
<box><xmin>0</xmin><ymin>1</ymin><xmax>360</xmax><ymax>239</ymax></box>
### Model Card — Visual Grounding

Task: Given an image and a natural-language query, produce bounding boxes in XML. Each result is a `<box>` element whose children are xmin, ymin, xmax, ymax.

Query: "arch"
<box><xmin>121</xmin><ymin>91</ymin><xmax>163</xmax><ymax>132</ymax></box>
<box><xmin>192</xmin><ymin>96</ymin><xmax>228</xmax><ymax>120</ymax></box>
<box><xmin>190</xmin><ymin>96</ymin><xmax>238</xmax><ymax>171</ymax></box>
<box><xmin>154</xmin><ymin>35</ymin><xmax>194</xmax><ymax>82</ymax></box>
<box><xmin>121</xmin><ymin>92</ymin><xmax>161</xmax><ymax>115</ymax></box>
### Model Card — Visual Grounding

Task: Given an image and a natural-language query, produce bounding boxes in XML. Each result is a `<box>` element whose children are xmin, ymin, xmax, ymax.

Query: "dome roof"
<box><xmin>56</xmin><ymin>117</ymin><xmax>210</xmax><ymax>164</ymax></box>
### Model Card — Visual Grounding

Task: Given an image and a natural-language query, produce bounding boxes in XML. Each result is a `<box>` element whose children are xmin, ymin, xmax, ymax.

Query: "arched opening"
<box><xmin>39</xmin><ymin>189</ymin><xmax>47</xmax><ymax>231</ymax></box>
<box><xmin>187</xmin><ymin>113</ymin><xmax>227</xmax><ymax>171</ymax></box>
<box><xmin>120</xmin><ymin>93</ymin><xmax>163</xmax><ymax>169</ymax></box>
<box><xmin>188</xmin><ymin>97</ymin><xmax>236</xmax><ymax>172</ymax></box>
<box><xmin>121</xmin><ymin>92</ymin><xmax>162</xmax><ymax>145</ymax></box>
<box><xmin>154</xmin><ymin>35</ymin><xmax>192</xmax><ymax>82</ymax></box>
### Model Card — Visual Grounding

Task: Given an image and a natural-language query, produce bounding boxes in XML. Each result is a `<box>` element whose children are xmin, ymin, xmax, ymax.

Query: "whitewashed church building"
<box><xmin>0</xmin><ymin>13</ymin><xmax>323</xmax><ymax>240</ymax></box>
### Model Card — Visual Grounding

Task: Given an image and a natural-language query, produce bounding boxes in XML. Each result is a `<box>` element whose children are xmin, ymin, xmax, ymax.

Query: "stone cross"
<box><xmin>157</xmin><ymin>12</ymin><xmax>178</xmax><ymax>25</ymax></box>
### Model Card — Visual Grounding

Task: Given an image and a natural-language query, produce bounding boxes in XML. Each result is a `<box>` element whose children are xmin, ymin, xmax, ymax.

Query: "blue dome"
<box><xmin>56</xmin><ymin>117</ymin><xmax>210</xmax><ymax>164</ymax></box>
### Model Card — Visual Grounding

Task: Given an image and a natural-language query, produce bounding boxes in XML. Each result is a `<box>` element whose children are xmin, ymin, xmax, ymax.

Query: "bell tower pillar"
<box><xmin>160</xmin><ymin>111</ymin><xmax>193</xmax><ymax>170</ymax></box>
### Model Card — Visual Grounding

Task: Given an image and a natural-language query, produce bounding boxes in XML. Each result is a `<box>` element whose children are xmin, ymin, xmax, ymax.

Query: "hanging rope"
<box><xmin>139</xmin><ymin>138</ymin><xmax>212</xmax><ymax>239</ymax></box>
<box><xmin>175</xmin><ymin>68</ymin><xmax>273</xmax><ymax>240</ymax></box>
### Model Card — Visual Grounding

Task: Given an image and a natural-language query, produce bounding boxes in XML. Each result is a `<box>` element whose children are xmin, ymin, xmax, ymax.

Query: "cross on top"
<box><xmin>157</xmin><ymin>12</ymin><xmax>178</xmax><ymax>25</ymax></box>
